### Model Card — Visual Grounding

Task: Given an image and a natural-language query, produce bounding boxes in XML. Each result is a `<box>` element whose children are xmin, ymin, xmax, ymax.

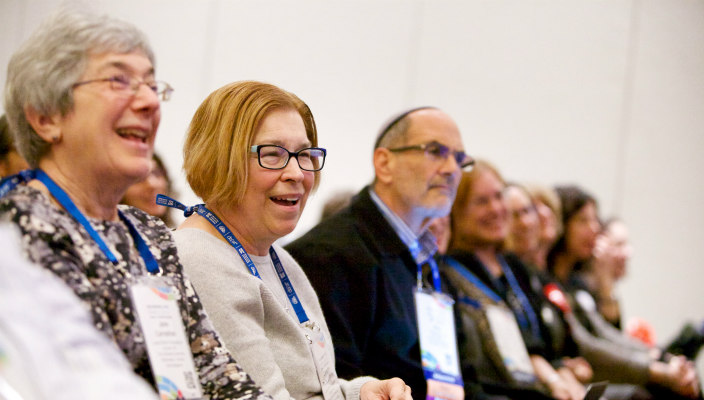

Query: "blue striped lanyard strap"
<box><xmin>417</xmin><ymin>257</ymin><xmax>442</xmax><ymax>292</ymax></box>
<box><xmin>443</xmin><ymin>256</ymin><xmax>503</xmax><ymax>304</ymax></box>
<box><xmin>158</xmin><ymin>194</ymin><xmax>310</xmax><ymax>324</ymax></box>
<box><xmin>497</xmin><ymin>255</ymin><xmax>542</xmax><ymax>339</ymax></box>
<box><xmin>0</xmin><ymin>169</ymin><xmax>160</xmax><ymax>274</ymax></box>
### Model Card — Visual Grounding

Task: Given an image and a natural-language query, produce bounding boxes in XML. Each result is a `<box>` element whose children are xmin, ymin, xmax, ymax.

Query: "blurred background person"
<box><xmin>121</xmin><ymin>152</ymin><xmax>175</xmax><ymax>227</ymax></box>
<box><xmin>0</xmin><ymin>114</ymin><xmax>29</xmax><ymax>178</ymax></box>
<box><xmin>319</xmin><ymin>188</ymin><xmax>355</xmax><ymax>221</ymax></box>
<box><xmin>525</xmin><ymin>184</ymin><xmax>563</xmax><ymax>272</ymax></box>
<box><xmin>0</xmin><ymin>224</ymin><xmax>159</xmax><ymax>400</ymax></box>
<box><xmin>547</xmin><ymin>185</ymin><xmax>700</xmax><ymax>399</ymax></box>
<box><xmin>503</xmin><ymin>183</ymin><xmax>542</xmax><ymax>269</ymax></box>
<box><xmin>447</xmin><ymin>160</ymin><xmax>587</xmax><ymax>400</ymax></box>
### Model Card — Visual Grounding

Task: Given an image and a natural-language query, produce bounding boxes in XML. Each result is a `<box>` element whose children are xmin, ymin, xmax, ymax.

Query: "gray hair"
<box><xmin>4</xmin><ymin>9</ymin><xmax>155</xmax><ymax>167</ymax></box>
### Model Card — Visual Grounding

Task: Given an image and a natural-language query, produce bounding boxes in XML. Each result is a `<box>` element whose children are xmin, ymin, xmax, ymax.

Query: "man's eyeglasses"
<box><xmin>387</xmin><ymin>141</ymin><xmax>474</xmax><ymax>169</ymax></box>
<box><xmin>250</xmin><ymin>145</ymin><xmax>327</xmax><ymax>172</ymax></box>
<box><xmin>73</xmin><ymin>75</ymin><xmax>174</xmax><ymax>101</ymax></box>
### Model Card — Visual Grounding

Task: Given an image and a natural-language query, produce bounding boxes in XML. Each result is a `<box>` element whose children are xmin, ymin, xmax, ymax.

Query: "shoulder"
<box><xmin>1</xmin><ymin>185</ymin><xmax>59</xmax><ymax>225</ymax></box>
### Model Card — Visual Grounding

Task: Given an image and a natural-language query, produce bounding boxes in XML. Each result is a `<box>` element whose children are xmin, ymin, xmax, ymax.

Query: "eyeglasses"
<box><xmin>72</xmin><ymin>75</ymin><xmax>174</xmax><ymax>101</ymax></box>
<box><xmin>250</xmin><ymin>144</ymin><xmax>327</xmax><ymax>172</ymax></box>
<box><xmin>387</xmin><ymin>141</ymin><xmax>474</xmax><ymax>169</ymax></box>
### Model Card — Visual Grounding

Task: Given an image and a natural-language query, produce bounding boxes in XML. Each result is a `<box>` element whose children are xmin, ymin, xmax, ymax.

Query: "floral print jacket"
<box><xmin>0</xmin><ymin>185</ymin><xmax>271</xmax><ymax>400</ymax></box>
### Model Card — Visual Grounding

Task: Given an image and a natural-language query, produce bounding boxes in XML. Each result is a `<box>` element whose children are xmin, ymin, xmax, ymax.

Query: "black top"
<box><xmin>286</xmin><ymin>187</ymin><xmax>503</xmax><ymax>400</ymax></box>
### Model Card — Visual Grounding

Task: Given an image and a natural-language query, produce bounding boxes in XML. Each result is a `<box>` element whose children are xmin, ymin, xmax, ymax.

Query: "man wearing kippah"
<box><xmin>286</xmin><ymin>108</ymin><xmax>496</xmax><ymax>399</ymax></box>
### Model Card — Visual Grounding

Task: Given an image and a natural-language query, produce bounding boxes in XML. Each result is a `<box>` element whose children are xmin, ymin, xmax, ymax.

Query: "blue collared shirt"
<box><xmin>369</xmin><ymin>189</ymin><xmax>438</xmax><ymax>267</ymax></box>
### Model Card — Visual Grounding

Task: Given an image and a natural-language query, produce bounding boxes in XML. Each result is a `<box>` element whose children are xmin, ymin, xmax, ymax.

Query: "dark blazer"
<box><xmin>286</xmin><ymin>187</ymin><xmax>426</xmax><ymax>397</ymax></box>
<box><xmin>286</xmin><ymin>187</ymin><xmax>502</xmax><ymax>400</ymax></box>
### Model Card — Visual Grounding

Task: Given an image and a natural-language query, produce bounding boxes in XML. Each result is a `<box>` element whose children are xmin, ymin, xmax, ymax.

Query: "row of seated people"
<box><xmin>0</xmin><ymin>9</ymin><xmax>410</xmax><ymax>400</ymax></box>
<box><xmin>0</xmin><ymin>7</ymin><xmax>700</xmax><ymax>400</ymax></box>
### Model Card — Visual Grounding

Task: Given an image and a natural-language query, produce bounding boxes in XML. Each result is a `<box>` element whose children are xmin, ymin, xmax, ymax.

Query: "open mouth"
<box><xmin>271</xmin><ymin>196</ymin><xmax>299</xmax><ymax>206</ymax></box>
<box><xmin>117</xmin><ymin>128</ymin><xmax>148</xmax><ymax>143</ymax></box>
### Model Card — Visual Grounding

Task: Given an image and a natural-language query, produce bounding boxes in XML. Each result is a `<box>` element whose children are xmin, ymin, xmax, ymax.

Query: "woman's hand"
<box><xmin>561</xmin><ymin>356</ymin><xmax>593</xmax><ymax>383</ymax></box>
<box><xmin>360</xmin><ymin>378</ymin><xmax>412</xmax><ymax>400</ymax></box>
<box><xmin>650</xmin><ymin>355</ymin><xmax>700</xmax><ymax>398</ymax></box>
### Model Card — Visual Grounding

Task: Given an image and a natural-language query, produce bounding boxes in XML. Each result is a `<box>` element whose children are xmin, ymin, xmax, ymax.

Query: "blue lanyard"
<box><xmin>0</xmin><ymin>169</ymin><xmax>160</xmax><ymax>274</ymax></box>
<box><xmin>158</xmin><ymin>194</ymin><xmax>310</xmax><ymax>324</ymax></box>
<box><xmin>417</xmin><ymin>256</ymin><xmax>442</xmax><ymax>292</ymax></box>
<box><xmin>496</xmin><ymin>255</ymin><xmax>542</xmax><ymax>340</ymax></box>
<box><xmin>443</xmin><ymin>256</ymin><xmax>503</xmax><ymax>304</ymax></box>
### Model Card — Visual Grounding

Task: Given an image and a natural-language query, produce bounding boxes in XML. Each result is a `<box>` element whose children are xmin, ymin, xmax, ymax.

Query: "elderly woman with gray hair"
<box><xmin>0</xmin><ymin>9</ymin><xmax>269</xmax><ymax>400</ymax></box>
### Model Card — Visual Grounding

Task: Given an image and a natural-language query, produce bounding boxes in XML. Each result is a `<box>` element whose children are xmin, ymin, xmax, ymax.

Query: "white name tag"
<box><xmin>304</xmin><ymin>321</ymin><xmax>343</xmax><ymax>400</ymax></box>
<box><xmin>131</xmin><ymin>282</ymin><xmax>203</xmax><ymax>399</ymax></box>
<box><xmin>415</xmin><ymin>290</ymin><xmax>464</xmax><ymax>400</ymax></box>
<box><xmin>485</xmin><ymin>304</ymin><xmax>536</xmax><ymax>382</ymax></box>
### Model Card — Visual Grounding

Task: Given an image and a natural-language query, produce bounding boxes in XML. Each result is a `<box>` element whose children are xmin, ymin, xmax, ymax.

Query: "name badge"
<box><xmin>414</xmin><ymin>290</ymin><xmax>464</xmax><ymax>400</ymax></box>
<box><xmin>131</xmin><ymin>280</ymin><xmax>203</xmax><ymax>400</ymax></box>
<box><xmin>304</xmin><ymin>321</ymin><xmax>343</xmax><ymax>400</ymax></box>
<box><xmin>484</xmin><ymin>304</ymin><xmax>536</xmax><ymax>383</ymax></box>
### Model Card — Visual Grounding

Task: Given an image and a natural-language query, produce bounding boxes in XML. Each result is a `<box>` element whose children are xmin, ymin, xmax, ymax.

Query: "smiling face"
<box><xmin>565</xmin><ymin>202</ymin><xmax>600</xmax><ymax>261</ymax></box>
<box><xmin>47</xmin><ymin>51</ymin><xmax>160</xmax><ymax>187</ymax></box>
<box><xmin>454</xmin><ymin>169</ymin><xmax>508</xmax><ymax>249</ymax></box>
<box><xmin>504</xmin><ymin>185</ymin><xmax>540</xmax><ymax>257</ymax></box>
<box><xmin>377</xmin><ymin>109</ymin><xmax>465</xmax><ymax>227</ymax></box>
<box><xmin>122</xmin><ymin>158</ymin><xmax>169</xmax><ymax>218</ymax></box>
<box><xmin>229</xmin><ymin>107</ymin><xmax>314</xmax><ymax>250</ymax></box>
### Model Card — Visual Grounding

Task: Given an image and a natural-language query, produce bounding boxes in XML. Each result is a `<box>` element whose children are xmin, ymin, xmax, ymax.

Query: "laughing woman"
<box><xmin>0</xmin><ymin>10</ymin><xmax>268</xmax><ymax>400</ymax></box>
<box><xmin>167</xmin><ymin>81</ymin><xmax>412</xmax><ymax>400</ymax></box>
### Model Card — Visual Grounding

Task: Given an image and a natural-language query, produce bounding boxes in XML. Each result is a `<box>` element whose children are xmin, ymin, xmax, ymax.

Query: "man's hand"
<box><xmin>360</xmin><ymin>378</ymin><xmax>412</xmax><ymax>400</ymax></box>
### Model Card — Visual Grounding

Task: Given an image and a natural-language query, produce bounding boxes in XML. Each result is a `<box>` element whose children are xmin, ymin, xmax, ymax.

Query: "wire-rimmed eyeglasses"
<box><xmin>387</xmin><ymin>140</ymin><xmax>474</xmax><ymax>170</ymax></box>
<box><xmin>250</xmin><ymin>145</ymin><xmax>327</xmax><ymax>172</ymax></box>
<box><xmin>72</xmin><ymin>75</ymin><xmax>174</xmax><ymax>101</ymax></box>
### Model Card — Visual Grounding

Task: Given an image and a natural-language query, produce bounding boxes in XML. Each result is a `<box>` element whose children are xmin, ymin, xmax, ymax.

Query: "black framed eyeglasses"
<box><xmin>387</xmin><ymin>141</ymin><xmax>474</xmax><ymax>170</ymax></box>
<box><xmin>250</xmin><ymin>145</ymin><xmax>327</xmax><ymax>172</ymax></box>
<box><xmin>72</xmin><ymin>75</ymin><xmax>174</xmax><ymax>101</ymax></box>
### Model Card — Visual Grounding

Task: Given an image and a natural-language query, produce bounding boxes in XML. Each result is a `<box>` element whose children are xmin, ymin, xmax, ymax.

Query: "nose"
<box><xmin>281</xmin><ymin>156</ymin><xmax>306</xmax><ymax>182</ymax></box>
<box><xmin>438</xmin><ymin>153</ymin><xmax>462</xmax><ymax>180</ymax></box>
<box><xmin>131</xmin><ymin>82</ymin><xmax>161</xmax><ymax>113</ymax></box>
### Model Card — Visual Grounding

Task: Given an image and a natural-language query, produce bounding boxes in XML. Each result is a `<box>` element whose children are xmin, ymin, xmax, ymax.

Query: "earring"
<box><xmin>51</xmin><ymin>135</ymin><xmax>60</xmax><ymax>143</ymax></box>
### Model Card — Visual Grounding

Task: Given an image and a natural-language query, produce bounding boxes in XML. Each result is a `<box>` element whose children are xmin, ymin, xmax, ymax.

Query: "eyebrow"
<box><xmin>96</xmin><ymin>61</ymin><xmax>155</xmax><ymax>78</ymax></box>
<box><xmin>262</xmin><ymin>139</ymin><xmax>313</xmax><ymax>150</ymax></box>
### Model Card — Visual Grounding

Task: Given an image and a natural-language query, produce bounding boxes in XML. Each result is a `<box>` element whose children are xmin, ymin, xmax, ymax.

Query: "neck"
<box><xmin>373</xmin><ymin>185</ymin><xmax>429</xmax><ymax>235</ymax></box>
<box><xmin>474</xmin><ymin>246</ymin><xmax>503</xmax><ymax>278</ymax></box>
<box><xmin>179</xmin><ymin>204</ymin><xmax>273</xmax><ymax>257</ymax></box>
<box><xmin>552</xmin><ymin>252</ymin><xmax>574</xmax><ymax>283</ymax></box>
<box><xmin>35</xmin><ymin>160</ymin><xmax>126</xmax><ymax>221</ymax></box>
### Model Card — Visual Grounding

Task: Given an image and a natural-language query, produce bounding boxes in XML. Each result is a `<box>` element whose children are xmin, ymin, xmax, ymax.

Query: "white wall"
<box><xmin>2</xmin><ymin>0</ymin><xmax>703</xmax><ymax>370</ymax></box>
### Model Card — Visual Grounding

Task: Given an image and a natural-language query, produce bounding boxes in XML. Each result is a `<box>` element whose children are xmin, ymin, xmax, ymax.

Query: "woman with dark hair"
<box><xmin>0</xmin><ymin>114</ymin><xmax>29</xmax><ymax>178</ymax></box>
<box><xmin>547</xmin><ymin>185</ymin><xmax>600</xmax><ymax>287</ymax></box>
<box><xmin>122</xmin><ymin>152</ymin><xmax>175</xmax><ymax>227</ymax></box>
<box><xmin>546</xmin><ymin>186</ymin><xmax>700</xmax><ymax>399</ymax></box>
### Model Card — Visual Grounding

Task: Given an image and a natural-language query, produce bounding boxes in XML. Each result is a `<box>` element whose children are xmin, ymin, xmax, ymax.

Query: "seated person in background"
<box><xmin>122</xmin><ymin>152</ymin><xmax>176</xmax><ymax>227</ymax></box>
<box><xmin>575</xmin><ymin>217</ymin><xmax>631</xmax><ymax>329</ymax></box>
<box><xmin>428</xmin><ymin>214</ymin><xmax>556</xmax><ymax>400</ymax></box>
<box><xmin>0</xmin><ymin>114</ymin><xmax>29</xmax><ymax>178</ymax></box>
<box><xmin>0</xmin><ymin>224</ymin><xmax>158</xmax><ymax>400</ymax></box>
<box><xmin>525</xmin><ymin>183</ymin><xmax>563</xmax><ymax>271</ymax></box>
<box><xmin>165</xmin><ymin>80</ymin><xmax>411</xmax><ymax>400</ymax></box>
<box><xmin>446</xmin><ymin>160</ymin><xmax>587</xmax><ymax>400</ymax></box>
<box><xmin>286</xmin><ymin>107</ymin><xmax>497</xmax><ymax>400</ymax></box>
<box><xmin>0</xmin><ymin>10</ymin><xmax>268</xmax><ymax>400</ymax></box>
<box><xmin>504</xmin><ymin>183</ymin><xmax>542</xmax><ymax>270</ymax></box>
<box><xmin>320</xmin><ymin>189</ymin><xmax>355</xmax><ymax>221</ymax></box>
<box><xmin>547</xmin><ymin>185</ymin><xmax>700</xmax><ymax>399</ymax></box>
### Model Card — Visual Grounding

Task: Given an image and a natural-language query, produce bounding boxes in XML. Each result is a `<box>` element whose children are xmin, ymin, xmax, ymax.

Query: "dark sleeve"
<box><xmin>286</xmin><ymin>233</ymin><xmax>377</xmax><ymax>379</ymax></box>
